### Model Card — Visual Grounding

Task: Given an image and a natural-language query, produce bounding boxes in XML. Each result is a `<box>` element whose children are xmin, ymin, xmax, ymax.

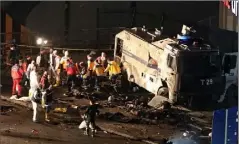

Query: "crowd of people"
<box><xmin>7</xmin><ymin>44</ymin><xmax>123</xmax><ymax>137</ymax></box>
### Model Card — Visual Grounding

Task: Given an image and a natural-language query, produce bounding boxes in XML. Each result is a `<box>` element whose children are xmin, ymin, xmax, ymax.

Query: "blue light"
<box><xmin>177</xmin><ymin>35</ymin><xmax>191</xmax><ymax>40</ymax></box>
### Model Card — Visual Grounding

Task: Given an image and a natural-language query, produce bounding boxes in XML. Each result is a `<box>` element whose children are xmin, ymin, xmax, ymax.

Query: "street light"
<box><xmin>36</xmin><ymin>38</ymin><xmax>43</xmax><ymax>45</ymax></box>
<box><xmin>43</xmin><ymin>40</ymin><xmax>48</xmax><ymax>45</ymax></box>
<box><xmin>36</xmin><ymin>37</ymin><xmax>48</xmax><ymax>52</ymax></box>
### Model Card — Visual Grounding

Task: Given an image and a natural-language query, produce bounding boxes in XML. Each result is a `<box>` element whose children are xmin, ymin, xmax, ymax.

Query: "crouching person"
<box><xmin>83</xmin><ymin>98</ymin><xmax>99</xmax><ymax>137</ymax></box>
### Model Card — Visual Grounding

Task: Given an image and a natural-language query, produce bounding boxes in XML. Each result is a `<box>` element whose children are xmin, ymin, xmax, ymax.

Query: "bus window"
<box><xmin>167</xmin><ymin>54</ymin><xmax>176</xmax><ymax>71</ymax></box>
<box><xmin>148</xmin><ymin>57</ymin><xmax>158</xmax><ymax>68</ymax></box>
<box><xmin>116</xmin><ymin>38</ymin><xmax>123</xmax><ymax>57</ymax></box>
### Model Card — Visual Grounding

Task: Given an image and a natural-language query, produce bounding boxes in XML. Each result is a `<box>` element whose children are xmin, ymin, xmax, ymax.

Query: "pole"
<box><xmin>130</xmin><ymin>2</ymin><xmax>137</xmax><ymax>27</ymax></box>
<box><xmin>96</xmin><ymin>8</ymin><xmax>99</xmax><ymax>49</ymax></box>
<box><xmin>64</xmin><ymin>1</ymin><xmax>70</xmax><ymax>45</ymax></box>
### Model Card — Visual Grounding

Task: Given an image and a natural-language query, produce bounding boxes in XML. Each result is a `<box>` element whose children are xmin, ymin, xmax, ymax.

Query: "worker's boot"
<box><xmin>45</xmin><ymin>113</ymin><xmax>50</xmax><ymax>122</ymax></box>
<box><xmin>53</xmin><ymin>80</ymin><xmax>60</xmax><ymax>87</ymax></box>
<box><xmin>84</xmin><ymin>128</ymin><xmax>89</xmax><ymax>136</ymax></box>
<box><xmin>91</xmin><ymin>129</ymin><xmax>95</xmax><ymax>137</ymax></box>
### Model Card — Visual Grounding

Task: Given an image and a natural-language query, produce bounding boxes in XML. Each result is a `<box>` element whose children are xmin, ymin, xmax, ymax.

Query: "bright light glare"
<box><xmin>36</xmin><ymin>38</ymin><xmax>43</xmax><ymax>45</ymax></box>
<box><xmin>43</xmin><ymin>40</ymin><xmax>48</xmax><ymax>44</ymax></box>
<box><xmin>183</xmin><ymin>132</ymin><xmax>187</xmax><ymax>137</ymax></box>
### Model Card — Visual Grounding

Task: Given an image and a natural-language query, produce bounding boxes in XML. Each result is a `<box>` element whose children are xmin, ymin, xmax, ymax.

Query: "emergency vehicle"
<box><xmin>113</xmin><ymin>25</ymin><xmax>226</xmax><ymax>108</ymax></box>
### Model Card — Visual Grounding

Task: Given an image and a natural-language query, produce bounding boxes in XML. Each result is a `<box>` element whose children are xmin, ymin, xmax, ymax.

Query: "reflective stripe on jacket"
<box><xmin>11</xmin><ymin>65</ymin><xmax>23</xmax><ymax>79</ymax></box>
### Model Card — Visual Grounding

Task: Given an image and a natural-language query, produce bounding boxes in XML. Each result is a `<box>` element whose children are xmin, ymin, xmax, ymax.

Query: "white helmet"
<box><xmin>64</xmin><ymin>51</ymin><xmax>69</xmax><ymax>56</ymax></box>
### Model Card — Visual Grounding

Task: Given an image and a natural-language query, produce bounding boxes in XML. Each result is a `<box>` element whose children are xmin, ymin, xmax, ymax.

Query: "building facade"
<box><xmin>219</xmin><ymin>0</ymin><xmax>238</xmax><ymax>32</ymax></box>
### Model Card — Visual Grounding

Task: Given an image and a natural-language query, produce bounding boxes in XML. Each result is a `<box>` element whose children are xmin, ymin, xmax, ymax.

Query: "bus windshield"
<box><xmin>180</xmin><ymin>53</ymin><xmax>221</xmax><ymax>76</ymax></box>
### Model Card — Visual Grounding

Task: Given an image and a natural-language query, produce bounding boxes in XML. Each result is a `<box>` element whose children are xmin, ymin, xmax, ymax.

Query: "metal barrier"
<box><xmin>0</xmin><ymin>27</ymin><xmax>125</xmax><ymax>47</ymax></box>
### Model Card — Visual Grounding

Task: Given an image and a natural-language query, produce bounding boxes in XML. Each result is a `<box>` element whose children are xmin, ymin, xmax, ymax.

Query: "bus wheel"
<box><xmin>225</xmin><ymin>85</ymin><xmax>238</xmax><ymax>108</ymax></box>
<box><xmin>157</xmin><ymin>87</ymin><xmax>168</xmax><ymax>97</ymax></box>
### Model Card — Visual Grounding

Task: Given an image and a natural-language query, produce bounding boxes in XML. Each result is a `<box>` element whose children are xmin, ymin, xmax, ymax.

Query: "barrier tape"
<box><xmin>0</xmin><ymin>43</ymin><xmax>114</xmax><ymax>51</ymax></box>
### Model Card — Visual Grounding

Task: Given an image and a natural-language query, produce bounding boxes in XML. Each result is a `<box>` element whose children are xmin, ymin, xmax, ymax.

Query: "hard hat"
<box><xmin>65</xmin><ymin>51</ymin><xmax>69</xmax><ymax>56</ymax></box>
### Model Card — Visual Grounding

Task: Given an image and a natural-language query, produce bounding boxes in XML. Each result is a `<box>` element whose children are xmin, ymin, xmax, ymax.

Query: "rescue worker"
<box><xmin>19</xmin><ymin>59</ymin><xmax>29</xmax><ymax>88</ymax></box>
<box><xmin>10</xmin><ymin>60</ymin><xmax>24</xmax><ymax>99</ymax></box>
<box><xmin>87</xmin><ymin>54</ymin><xmax>95</xmax><ymax>77</ymax></box>
<box><xmin>39</xmin><ymin>71</ymin><xmax>53</xmax><ymax>122</ymax></box>
<box><xmin>64</xmin><ymin>57</ymin><xmax>77</xmax><ymax>96</ymax></box>
<box><xmin>26</xmin><ymin>55</ymin><xmax>32</xmax><ymax>66</ymax></box>
<box><xmin>26</xmin><ymin>60</ymin><xmax>36</xmax><ymax>79</ymax></box>
<box><xmin>48</xmin><ymin>48</ymin><xmax>55</xmax><ymax>82</ymax></box>
<box><xmin>104</xmin><ymin>58</ymin><xmax>121</xmax><ymax>84</ymax></box>
<box><xmin>60</xmin><ymin>50</ymin><xmax>70</xmax><ymax>85</ymax></box>
<box><xmin>36</xmin><ymin>50</ymin><xmax>48</xmax><ymax>75</ymax></box>
<box><xmin>93</xmin><ymin>60</ymin><xmax>105</xmax><ymax>88</ymax></box>
<box><xmin>29</xmin><ymin>65</ymin><xmax>41</xmax><ymax>122</ymax></box>
<box><xmin>78</xmin><ymin>62</ymin><xmax>88</xmax><ymax>86</ymax></box>
<box><xmin>83</xmin><ymin>97</ymin><xmax>99</xmax><ymax>137</ymax></box>
<box><xmin>53</xmin><ymin>50</ymin><xmax>61</xmax><ymax>87</ymax></box>
<box><xmin>96</xmin><ymin>52</ymin><xmax>107</xmax><ymax>68</ymax></box>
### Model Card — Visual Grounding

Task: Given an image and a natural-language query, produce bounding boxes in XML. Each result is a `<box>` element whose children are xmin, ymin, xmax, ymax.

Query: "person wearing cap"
<box><xmin>10</xmin><ymin>60</ymin><xmax>24</xmax><ymax>99</ymax></box>
<box><xmin>93</xmin><ymin>59</ymin><xmax>105</xmax><ymax>88</ymax></box>
<box><xmin>104</xmin><ymin>57</ymin><xmax>121</xmax><ymax>84</ymax></box>
<box><xmin>64</xmin><ymin>57</ymin><xmax>77</xmax><ymax>96</ymax></box>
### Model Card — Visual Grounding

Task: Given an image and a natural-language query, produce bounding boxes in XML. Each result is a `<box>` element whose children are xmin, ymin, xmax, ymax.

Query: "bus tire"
<box><xmin>157</xmin><ymin>86</ymin><xmax>168</xmax><ymax>97</ymax></box>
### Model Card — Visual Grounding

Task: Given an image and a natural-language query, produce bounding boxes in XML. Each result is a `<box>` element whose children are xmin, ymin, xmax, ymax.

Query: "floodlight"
<box><xmin>36</xmin><ymin>38</ymin><xmax>43</xmax><ymax>45</ymax></box>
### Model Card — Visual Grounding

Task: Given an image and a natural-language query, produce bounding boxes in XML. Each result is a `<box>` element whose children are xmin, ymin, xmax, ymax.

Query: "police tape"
<box><xmin>1</xmin><ymin>43</ymin><xmax>114</xmax><ymax>51</ymax></box>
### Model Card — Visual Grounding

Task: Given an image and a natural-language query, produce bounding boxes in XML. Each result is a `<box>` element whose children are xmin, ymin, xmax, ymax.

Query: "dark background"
<box><xmin>1</xmin><ymin>1</ymin><xmax>219</xmax><ymax>45</ymax></box>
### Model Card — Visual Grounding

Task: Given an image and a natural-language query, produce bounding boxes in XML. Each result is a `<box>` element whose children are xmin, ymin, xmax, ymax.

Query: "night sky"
<box><xmin>2</xmin><ymin>1</ymin><xmax>219</xmax><ymax>46</ymax></box>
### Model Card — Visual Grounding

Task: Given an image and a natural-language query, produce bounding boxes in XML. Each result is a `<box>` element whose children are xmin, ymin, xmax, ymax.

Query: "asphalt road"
<box><xmin>0</xmin><ymin>99</ymin><xmax>144</xmax><ymax>144</ymax></box>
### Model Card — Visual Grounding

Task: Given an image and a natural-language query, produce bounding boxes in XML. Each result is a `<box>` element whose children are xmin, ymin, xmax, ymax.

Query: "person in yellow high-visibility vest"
<box><xmin>93</xmin><ymin>60</ymin><xmax>105</xmax><ymax>88</ymax></box>
<box><xmin>87</xmin><ymin>54</ymin><xmax>95</xmax><ymax>77</ymax></box>
<box><xmin>104</xmin><ymin>58</ymin><xmax>121</xmax><ymax>84</ymax></box>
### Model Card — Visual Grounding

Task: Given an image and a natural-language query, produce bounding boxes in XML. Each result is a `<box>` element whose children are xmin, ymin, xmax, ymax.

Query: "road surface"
<box><xmin>0</xmin><ymin>99</ymin><xmax>143</xmax><ymax>144</ymax></box>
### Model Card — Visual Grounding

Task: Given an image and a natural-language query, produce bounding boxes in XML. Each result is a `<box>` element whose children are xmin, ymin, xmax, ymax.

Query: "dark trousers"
<box><xmin>110</xmin><ymin>74</ymin><xmax>119</xmax><ymax>84</ymax></box>
<box><xmin>67</xmin><ymin>75</ymin><xmax>76</xmax><ymax>92</ymax></box>
<box><xmin>95</xmin><ymin>76</ymin><xmax>104</xmax><ymax>87</ymax></box>
<box><xmin>85</xmin><ymin>118</ymin><xmax>96</xmax><ymax>135</ymax></box>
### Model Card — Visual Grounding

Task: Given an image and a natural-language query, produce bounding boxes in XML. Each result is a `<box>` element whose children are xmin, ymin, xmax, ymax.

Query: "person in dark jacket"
<box><xmin>9</xmin><ymin>45</ymin><xmax>18</xmax><ymax>65</ymax></box>
<box><xmin>40</xmin><ymin>71</ymin><xmax>53</xmax><ymax>122</ymax></box>
<box><xmin>83</xmin><ymin>97</ymin><xmax>99</xmax><ymax>137</ymax></box>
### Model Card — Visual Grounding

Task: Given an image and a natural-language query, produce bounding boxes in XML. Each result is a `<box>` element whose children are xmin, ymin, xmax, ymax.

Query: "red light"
<box><xmin>223</xmin><ymin>0</ymin><xmax>231</xmax><ymax>9</ymax></box>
